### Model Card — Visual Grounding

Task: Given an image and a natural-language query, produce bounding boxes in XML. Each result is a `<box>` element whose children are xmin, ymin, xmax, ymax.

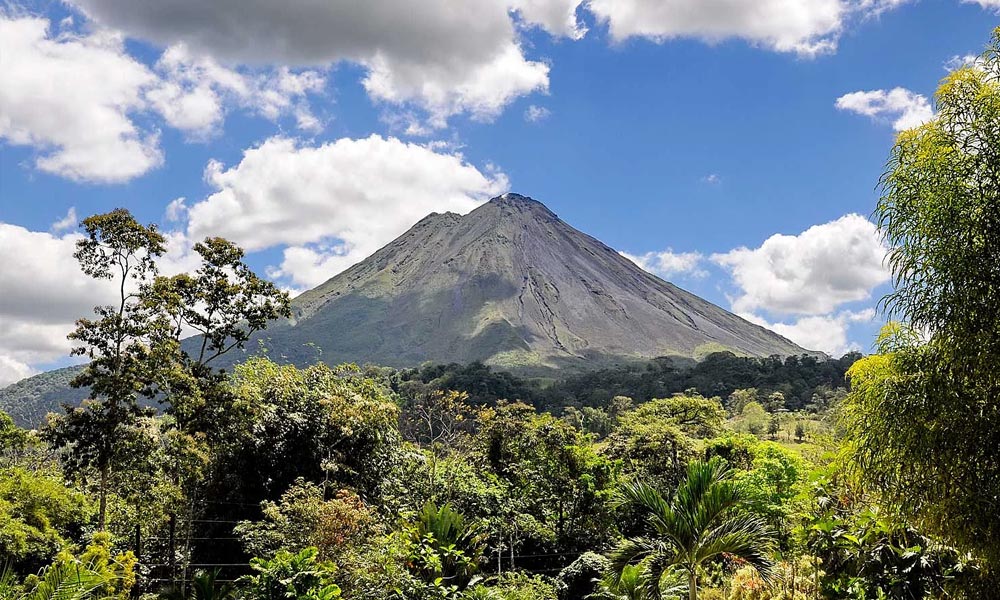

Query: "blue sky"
<box><xmin>0</xmin><ymin>0</ymin><xmax>995</xmax><ymax>384</ymax></box>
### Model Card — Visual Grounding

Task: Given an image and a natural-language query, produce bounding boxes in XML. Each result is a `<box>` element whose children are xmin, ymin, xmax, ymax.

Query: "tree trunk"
<box><xmin>689</xmin><ymin>570</ymin><xmax>697</xmax><ymax>600</ymax></box>
<box><xmin>169</xmin><ymin>513</ymin><xmax>177</xmax><ymax>583</ymax></box>
<box><xmin>98</xmin><ymin>463</ymin><xmax>108</xmax><ymax>531</ymax></box>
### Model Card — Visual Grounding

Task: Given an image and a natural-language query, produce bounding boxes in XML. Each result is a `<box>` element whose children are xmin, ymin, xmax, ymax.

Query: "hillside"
<box><xmin>0</xmin><ymin>366</ymin><xmax>89</xmax><ymax>425</ymax></box>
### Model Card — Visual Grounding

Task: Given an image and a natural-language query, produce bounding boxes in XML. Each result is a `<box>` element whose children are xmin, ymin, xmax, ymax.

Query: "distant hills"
<box><xmin>1</xmin><ymin>193</ymin><xmax>814</xmax><ymax>425</ymax></box>
<box><xmin>0</xmin><ymin>366</ymin><xmax>89</xmax><ymax>426</ymax></box>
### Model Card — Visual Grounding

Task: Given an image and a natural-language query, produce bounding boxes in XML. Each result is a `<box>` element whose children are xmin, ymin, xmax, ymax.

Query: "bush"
<box><xmin>555</xmin><ymin>552</ymin><xmax>609</xmax><ymax>600</ymax></box>
<box><xmin>238</xmin><ymin>547</ymin><xmax>340</xmax><ymax>600</ymax></box>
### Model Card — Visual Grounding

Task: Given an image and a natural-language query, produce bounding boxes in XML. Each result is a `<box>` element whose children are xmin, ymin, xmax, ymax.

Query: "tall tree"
<box><xmin>45</xmin><ymin>209</ymin><xmax>167</xmax><ymax>531</ymax></box>
<box><xmin>844</xmin><ymin>28</ymin><xmax>1000</xmax><ymax>574</ymax></box>
<box><xmin>146</xmin><ymin>237</ymin><xmax>290</xmax><ymax>434</ymax></box>
<box><xmin>607</xmin><ymin>457</ymin><xmax>775</xmax><ymax>600</ymax></box>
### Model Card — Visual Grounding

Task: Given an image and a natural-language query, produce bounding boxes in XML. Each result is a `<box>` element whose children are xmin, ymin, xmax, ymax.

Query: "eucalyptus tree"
<box><xmin>607</xmin><ymin>457</ymin><xmax>776</xmax><ymax>600</ymax></box>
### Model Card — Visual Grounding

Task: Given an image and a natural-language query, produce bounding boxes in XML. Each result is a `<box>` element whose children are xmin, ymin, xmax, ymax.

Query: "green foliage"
<box><xmin>0</xmin><ymin>466</ymin><xmax>91</xmax><ymax>573</ymax></box>
<box><xmin>146</xmin><ymin>236</ymin><xmax>290</xmax><ymax>435</ymax></box>
<box><xmin>0</xmin><ymin>412</ymin><xmax>32</xmax><ymax>460</ymax></box>
<box><xmin>621</xmin><ymin>395</ymin><xmax>726</xmax><ymax>440</ymax></box>
<box><xmin>851</xmin><ymin>27</ymin><xmax>1000</xmax><ymax>573</ymax></box>
<box><xmin>212</xmin><ymin>357</ymin><xmax>401</xmax><ymax>502</ymax></box>
<box><xmin>235</xmin><ymin>478</ymin><xmax>374</xmax><ymax>563</ymax></box>
<box><xmin>238</xmin><ymin>547</ymin><xmax>341</xmax><ymax>600</ymax></box>
<box><xmin>161</xmin><ymin>569</ymin><xmax>234</xmax><ymax>600</ymax></box>
<box><xmin>405</xmin><ymin>503</ymin><xmax>487</xmax><ymax>591</ymax></box>
<box><xmin>596</xmin><ymin>564</ymin><xmax>646</xmax><ymax>600</ymax></box>
<box><xmin>554</xmin><ymin>551</ymin><xmax>608</xmax><ymax>600</ymax></box>
<box><xmin>801</xmin><ymin>474</ymin><xmax>974</xmax><ymax>599</ymax></box>
<box><xmin>705</xmin><ymin>435</ymin><xmax>808</xmax><ymax>546</ymax></box>
<box><xmin>44</xmin><ymin>209</ymin><xmax>167</xmax><ymax>531</ymax></box>
<box><xmin>398</xmin><ymin>390</ymin><xmax>477</xmax><ymax>450</ymax></box>
<box><xmin>0</xmin><ymin>367</ymin><xmax>90</xmax><ymax>429</ymax></box>
<box><xmin>471</xmin><ymin>572</ymin><xmax>557</xmax><ymax>599</ymax></box>
<box><xmin>397</xmin><ymin>362</ymin><xmax>537</xmax><ymax>408</ymax></box>
<box><xmin>725</xmin><ymin>557</ymin><xmax>820</xmax><ymax>600</ymax></box>
<box><xmin>0</xmin><ymin>562</ymin><xmax>110</xmax><ymax>600</ymax></box>
<box><xmin>542</xmin><ymin>353</ymin><xmax>855</xmax><ymax>414</ymax></box>
<box><xmin>476</xmin><ymin>402</ymin><xmax>617</xmax><ymax>553</ymax></box>
<box><xmin>732</xmin><ymin>402</ymin><xmax>769</xmax><ymax>436</ymax></box>
<box><xmin>608</xmin><ymin>457</ymin><xmax>777</xmax><ymax>600</ymax></box>
<box><xmin>606</xmin><ymin>394</ymin><xmax>723</xmax><ymax>493</ymax></box>
<box><xmin>4</xmin><ymin>533</ymin><xmax>136</xmax><ymax>600</ymax></box>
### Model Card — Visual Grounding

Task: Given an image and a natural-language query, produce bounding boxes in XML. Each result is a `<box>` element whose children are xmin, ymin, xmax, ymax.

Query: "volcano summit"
<box><xmin>261</xmin><ymin>193</ymin><xmax>810</xmax><ymax>370</ymax></box>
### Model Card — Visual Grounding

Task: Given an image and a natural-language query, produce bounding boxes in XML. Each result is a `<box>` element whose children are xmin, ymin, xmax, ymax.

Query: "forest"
<box><xmin>1</xmin><ymin>26</ymin><xmax>998</xmax><ymax>600</ymax></box>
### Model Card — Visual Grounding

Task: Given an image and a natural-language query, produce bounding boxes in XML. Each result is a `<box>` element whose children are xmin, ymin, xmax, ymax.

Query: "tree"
<box><xmin>399</xmin><ymin>390</ymin><xmax>476</xmax><ymax>450</ymax></box>
<box><xmin>606</xmin><ymin>395</ymin><xmax>724</xmax><ymax>492</ymax></box>
<box><xmin>845</xmin><ymin>28</ymin><xmax>1000</xmax><ymax>573</ymax></box>
<box><xmin>147</xmin><ymin>237</ymin><xmax>290</xmax><ymax>434</ymax></box>
<box><xmin>608</xmin><ymin>457</ymin><xmax>776</xmax><ymax>600</ymax></box>
<box><xmin>734</xmin><ymin>402</ymin><xmax>768</xmax><ymax>436</ymax></box>
<box><xmin>45</xmin><ymin>209</ymin><xmax>167</xmax><ymax>531</ymax></box>
<box><xmin>0</xmin><ymin>465</ymin><xmax>91</xmax><ymax>573</ymax></box>
<box><xmin>767</xmin><ymin>414</ymin><xmax>779</xmax><ymax>440</ymax></box>
<box><xmin>210</xmin><ymin>358</ymin><xmax>402</xmax><ymax>504</ymax></box>
<box><xmin>2</xmin><ymin>533</ymin><xmax>137</xmax><ymax>600</ymax></box>
<box><xmin>45</xmin><ymin>211</ymin><xmax>290</xmax><ymax>536</ymax></box>
<box><xmin>476</xmin><ymin>402</ymin><xmax>616</xmax><ymax>555</ymax></box>
<box><xmin>235</xmin><ymin>478</ymin><xmax>374</xmax><ymax>563</ymax></box>
<box><xmin>802</xmin><ymin>473</ymin><xmax>973</xmax><ymax>599</ymax></box>
<box><xmin>763</xmin><ymin>392</ymin><xmax>785</xmax><ymax>413</ymax></box>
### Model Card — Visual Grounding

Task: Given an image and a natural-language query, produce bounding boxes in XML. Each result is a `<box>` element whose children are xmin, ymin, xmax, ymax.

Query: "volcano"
<box><xmin>260</xmin><ymin>193</ymin><xmax>810</xmax><ymax>370</ymax></box>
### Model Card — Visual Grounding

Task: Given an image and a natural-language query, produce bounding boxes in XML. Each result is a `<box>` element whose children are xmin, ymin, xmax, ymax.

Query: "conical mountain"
<box><xmin>263</xmin><ymin>193</ymin><xmax>810</xmax><ymax>370</ymax></box>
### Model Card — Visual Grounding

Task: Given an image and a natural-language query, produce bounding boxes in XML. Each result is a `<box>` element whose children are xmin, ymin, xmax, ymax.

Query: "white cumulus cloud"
<box><xmin>0</xmin><ymin>15</ymin><xmax>162</xmax><ymax>182</ymax></box>
<box><xmin>51</xmin><ymin>207</ymin><xmax>78</xmax><ymax>233</ymax></box>
<box><xmin>835</xmin><ymin>87</ymin><xmax>934</xmax><ymax>131</ymax></box>
<box><xmin>741</xmin><ymin>309</ymin><xmax>876</xmax><ymax>357</ymax></box>
<box><xmin>0</xmin><ymin>219</ymin><xmax>205</xmax><ymax>387</ymax></box>
<box><xmin>588</xmin><ymin>0</ymin><xmax>847</xmax><ymax>56</ymax></box>
<box><xmin>0</xmin><ymin>14</ymin><xmax>327</xmax><ymax>182</ymax></box>
<box><xmin>712</xmin><ymin>213</ymin><xmax>889</xmax><ymax>316</ymax></box>
<box><xmin>185</xmin><ymin>135</ymin><xmax>509</xmax><ymax>288</ymax></box>
<box><xmin>0</xmin><ymin>224</ymin><xmax>113</xmax><ymax>386</ymax></box>
<box><xmin>512</xmin><ymin>0</ymin><xmax>587</xmax><ymax>39</ymax></box>
<box><xmin>962</xmin><ymin>0</ymin><xmax>1000</xmax><ymax>10</ymax></box>
<box><xmin>68</xmin><ymin>0</ymin><xmax>556</xmax><ymax>128</ymax></box>
<box><xmin>622</xmin><ymin>250</ymin><xmax>706</xmax><ymax>279</ymax></box>
<box><xmin>524</xmin><ymin>105</ymin><xmax>551</xmax><ymax>122</ymax></box>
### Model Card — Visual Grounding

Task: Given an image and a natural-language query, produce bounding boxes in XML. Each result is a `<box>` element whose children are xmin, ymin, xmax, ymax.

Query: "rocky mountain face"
<box><xmin>260</xmin><ymin>193</ymin><xmax>810</xmax><ymax>370</ymax></box>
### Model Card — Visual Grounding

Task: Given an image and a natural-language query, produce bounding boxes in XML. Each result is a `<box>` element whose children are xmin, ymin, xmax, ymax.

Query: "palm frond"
<box><xmin>23</xmin><ymin>561</ymin><xmax>109</xmax><ymax>600</ymax></box>
<box><xmin>616</xmin><ymin>481</ymin><xmax>687</xmax><ymax>549</ymax></box>
<box><xmin>636</xmin><ymin>554</ymin><xmax>687</xmax><ymax>600</ymax></box>
<box><xmin>695</xmin><ymin>514</ymin><xmax>777</xmax><ymax>581</ymax></box>
<box><xmin>607</xmin><ymin>537</ymin><xmax>661</xmax><ymax>586</ymax></box>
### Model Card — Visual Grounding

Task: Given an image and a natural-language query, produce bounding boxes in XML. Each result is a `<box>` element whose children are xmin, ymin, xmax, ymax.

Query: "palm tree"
<box><xmin>0</xmin><ymin>561</ymin><xmax>114</xmax><ymax>600</ymax></box>
<box><xmin>161</xmin><ymin>570</ymin><xmax>235</xmax><ymax>600</ymax></box>
<box><xmin>408</xmin><ymin>502</ymin><xmax>487</xmax><ymax>590</ymax></box>
<box><xmin>597</xmin><ymin>564</ymin><xmax>686</xmax><ymax>600</ymax></box>
<box><xmin>607</xmin><ymin>457</ymin><xmax>776</xmax><ymax>600</ymax></box>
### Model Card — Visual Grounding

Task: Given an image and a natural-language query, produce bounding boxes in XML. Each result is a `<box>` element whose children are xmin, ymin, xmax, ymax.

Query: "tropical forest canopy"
<box><xmin>1</xmin><ymin>26</ymin><xmax>999</xmax><ymax>600</ymax></box>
